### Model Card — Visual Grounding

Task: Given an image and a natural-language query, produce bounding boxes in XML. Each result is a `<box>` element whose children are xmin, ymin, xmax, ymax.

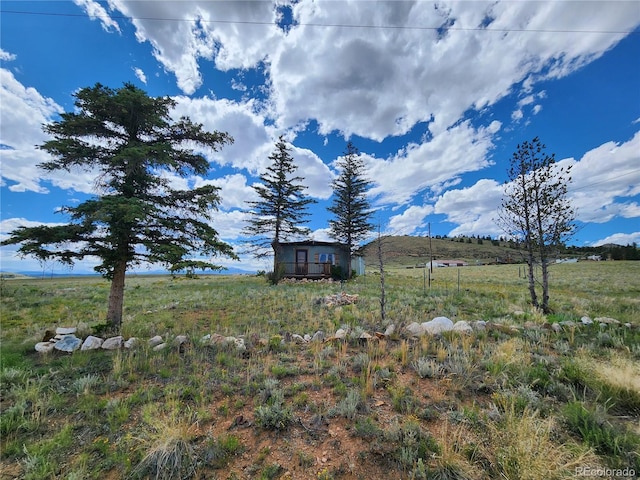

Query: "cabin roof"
<box><xmin>279</xmin><ymin>241</ymin><xmax>346</xmax><ymax>248</ymax></box>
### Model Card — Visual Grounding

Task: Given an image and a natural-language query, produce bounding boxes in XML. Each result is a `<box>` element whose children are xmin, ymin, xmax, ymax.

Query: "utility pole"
<box><xmin>429</xmin><ymin>222</ymin><xmax>433</xmax><ymax>274</ymax></box>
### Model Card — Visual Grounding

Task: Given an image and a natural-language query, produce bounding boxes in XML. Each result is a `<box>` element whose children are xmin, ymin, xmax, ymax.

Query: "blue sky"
<box><xmin>1</xmin><ymin>1</ymin><xmax>639</xmax><ymax>274</ymax></box>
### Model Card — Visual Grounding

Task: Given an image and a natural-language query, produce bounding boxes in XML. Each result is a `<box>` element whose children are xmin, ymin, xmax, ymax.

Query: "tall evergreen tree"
<box><xmin>498</xmin><ymin>137</ymin><xmax>576</xmax><ymax>313</ymax></box>
<box><xmin>1</xmin><ymin>83</ymin><xmax>237</xmax><ymax>332</ymax></box>
<box><xmin>242</xmin><ymin>135</ymin><xmax>316</xmax><ymax>279</ymax></box>
<box><xmin>328</xmin><ymin>141</ymin><xmax>374</xmax><ymax>278</ymax></box>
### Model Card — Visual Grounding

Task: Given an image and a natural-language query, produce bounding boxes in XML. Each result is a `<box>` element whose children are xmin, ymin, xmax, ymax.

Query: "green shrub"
<box><xmin>255</xmin><ymin>392</ymin><xmax>293</xmax><ymax>431</ymax></box>
<box><xmin>328</xmin><ymin>388</ymin><xmax>367</xmax><ymax>420</ymax></box>
<box><xmin>412</xmin><ymin>357</ymin><xmax>444</xmax><ymax>379</ymax></box>
<box><xmin>202</xmin><ymin>434</ymin><xmax>244</xmax><ymax>469</ymax></box>
<box><xmin>563</xmin><ymin>401</ymin><xmax>640</xmax><ymax>468</ymax></box>
<box><xmin>385</xmin><ymin>419</ymin><xmax>440</xmax><ymax>471</ymax></box>
<box><xmin>353</xmin><ymin>416</ymin><xmax>383</xmax><ymax>439</ymax></box>
<box><xmin>388</xmin><ymin>384</ymin><xmax>419</xmax><ymax>414</ymax></box>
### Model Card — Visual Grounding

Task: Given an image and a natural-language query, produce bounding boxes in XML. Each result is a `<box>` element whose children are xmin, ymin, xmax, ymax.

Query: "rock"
<box><xmin>227</xmin><ymin>336</ymin><xmax>245</xmax><ymax>351</ymax></box>
<box><xmin>204</xmin><ymin>333</ymin><xmax>227</xmax><ymax>346</ymax></box>
<box><xmin>405</xmin><ymin>322</ymin><xmax>425</xmax><ymax>336</ymax></box>
<box><xmin>56</xmin><ymin>327</ymin><xmax>77</xmax><ymax>335</ymax></box>
<box><xmin>124</xmin><ymin>337</ymin><xmax>138</xmax><ymax>349</ymax></box>
<box><xmin>311</xmin><ymin>331</ymin><xmax>325</xmax><ymax>342</ymax></box>
<box><xmin>452</xmin><ymin>320</ymin><xmax>473</xmax><ymax>334</ymax></box>
<box><xmin>81</xmin><ymin>335</ymin><xmax>104</xmax><ymax>351</ymax></box>
<box><xmin>291</xmin><ymin>334</ymin><xmax>307</xmax><ymax>344</ymax></box>
<box><xmin>222</xmin><ymin>336</ymin><xmax>245</xmax><ymax>351</ymax></box>
<box><xmin>581</xmin><ymin>316</ymin><xmax>593</xmax><ymax>325</ymax></box>
<box><xmin>624</xmin><ymin>323</ymin><xmax>632</xmax><ymax>328</ymax></box>
<box><xmin>486</xmin><ymin>322</ymin><xmax>519</xmax><ymax>335</ymax></box>
<box><xmin>54</xmin><ymin>335</ymin><xmax>82</xmax><ymax>352</ymax></box>
<box><xmin>384</xmin><ymin>324</ymin><xmax>396</xmax><ymax>336</ymax></box>
<box><xmin>595</xmin><ymin>317</ymin><xmax>620</xmax><ymax>325</ymax></box>
<box><xmin>334</xmin><ymin>328</ymin><xmax>347</xmax><ymax>339</ymax></box>
<box><xmin>153</xmin><ymin>342</ymin><xmax>168</xmax><ymax>351</ymax></box>
<box><xmin>472</xmin><ymin>321</ymin><xmax>487</xmax><ymax>332</ymax></box>
<box><xmin>551</xmin><ymin>323</ymin><xmax>561</xmax><ymax>333</ymax></box>
<box><xmin>173</xmin><ymin>335</ymin><xmax>189</xmax><ymax>346</ymax></box>
<box><xmin>422</xmin><ymin>316</ymin><xmax>454</xmax><ymax>335</ymax></box>
<box><xmin>319</xmin><ymin>292</ymin><xmax>359</xmax><ymax>307</ymax></box>
<box><xmin>359</xmin><ymin>332</ymin><xmax>373</xmax><ymax>340</ymax></box>
<box><xmin>304</xmin><ymin>334</ymin><xmax>312</xmax><ymax>342</ymax></box>
<box><xmin>559</xmin><ymin>321</ymin><xmax>576</xmax><ymax>328</ymax></box>
<box><xmin>148</xmin><ymin>335</ymin><xmax>164</xmax><ymax>347</ymax></box>
<box><xmin>101</xmin><ymin>336</ymin><xmax>123</xmax><ymax>350</ymax></box>
<box><xmin>512</xmin><ymin>310</ymin><xmax>525</xmax><ymax>316</ymax></box>
<box><xmin>35</xmin><ymin>341</ymin><xmax>55</xmax><ymax>353</ymax></box>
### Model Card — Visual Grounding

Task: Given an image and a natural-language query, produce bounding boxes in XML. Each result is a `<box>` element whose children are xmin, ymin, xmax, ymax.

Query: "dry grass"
<box><xmin>483</xmin><ymin>400</ymin><xmax>601</xmax><ymax>480</ymax></box>
<box><xmin>1</xmin><ymin>262</ymin><xmax>638</xmax><ymax>478</ymax></box>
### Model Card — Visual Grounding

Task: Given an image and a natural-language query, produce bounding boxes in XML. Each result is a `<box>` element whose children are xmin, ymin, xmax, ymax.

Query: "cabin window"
<box><xmin>318</xmin><ymin>253</ymin><xmax>335</xmax><ymax>264</ymax></box>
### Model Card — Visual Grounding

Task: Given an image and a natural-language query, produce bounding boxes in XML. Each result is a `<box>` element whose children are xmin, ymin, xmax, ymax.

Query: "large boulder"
<box><xmin>452</xmin><ymin>320</ymin><xmax>473</xmax><ymax>334</ymax></box>
<box><xmin>81</xmin><ymin>335</ymin><xmax>104</xmax><ymax>351</ymax></box>
<box><xmin>54</xmin><ymin>335</ymin><xmax>82</xmax><ymax>353</ymax></box>
<box><xmin>405</xmin><ymin>322</ymin><xmax>425</xmax><ymax>336</ymax></box>
<box><xmin>422</xmin><ymin>316</ymin><xmax>454</xmax><ymax>335</ymax></box>
<box><xmin>101</xmin><ymin>336</ymin><xmax>123</xmax><ymax>350</ymax></box>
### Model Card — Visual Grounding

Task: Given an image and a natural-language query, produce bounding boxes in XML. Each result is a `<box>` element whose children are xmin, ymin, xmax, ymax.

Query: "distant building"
<box><xmin>426</xmin><ymin>259</ymin><xmax>468</xmax><ymax>268</ymax></box>
<box><xmin>586</xmin><ymin>255</ymin><xmax>602</xmax><ymax>261</ymax></box>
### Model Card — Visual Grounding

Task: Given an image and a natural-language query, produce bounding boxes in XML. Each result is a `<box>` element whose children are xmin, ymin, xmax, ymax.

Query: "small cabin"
<box><xmin>277</xmin><ymin>241</ymin><xmax>364</xmax><ymax>279</ymax></box>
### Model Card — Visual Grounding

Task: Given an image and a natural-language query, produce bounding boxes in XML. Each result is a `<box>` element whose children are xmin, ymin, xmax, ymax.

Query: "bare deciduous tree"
<box><xmin>498</xmin><ymin>137</ymin><xmax>576</xmax><ymax>313</ymax></box>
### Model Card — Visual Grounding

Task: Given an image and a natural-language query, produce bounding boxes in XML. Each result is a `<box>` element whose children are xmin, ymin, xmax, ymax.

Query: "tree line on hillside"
<box><xmin>3</xmin><ymin>82</ymin><xmax>584</xmax><ymax>330</ymax></box>
<box><xmin>436</xmin><ymin>234</ymin><xmax>639</xmax><ymax>260</ymax></box>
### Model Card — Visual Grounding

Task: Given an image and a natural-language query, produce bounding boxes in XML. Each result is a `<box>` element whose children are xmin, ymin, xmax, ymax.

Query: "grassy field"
<box><xmin>0</xmin><ymin>261</ymin><xmax>639</xmax><ymax>479</ymax></box>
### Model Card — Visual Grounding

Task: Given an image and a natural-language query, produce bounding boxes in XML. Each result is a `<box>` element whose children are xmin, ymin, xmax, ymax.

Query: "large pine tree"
<box><xmin>2</xmin><ymin>83</ymin><xmax>237</xmax><ymax>331</ymax></box>
<box><xmin>242</xmin><ymin>136</ymin><xmax>316</xmax><ymax>279</ymax></box>
<box><xmin>328</xmin><ymin>141</ymin><xmax>374</xmax><ymax>278</ymax></box>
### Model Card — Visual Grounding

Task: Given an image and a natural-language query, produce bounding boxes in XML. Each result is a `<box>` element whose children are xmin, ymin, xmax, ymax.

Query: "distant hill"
<box><xmin>359</xmin><ymin>235</ymin><xmax>527</xmax><ymax>267</ymax></box>
<box><xmin>359</xmin><ymin>235</ymin><xmax>640</xmax><ymax>267</ymax></box>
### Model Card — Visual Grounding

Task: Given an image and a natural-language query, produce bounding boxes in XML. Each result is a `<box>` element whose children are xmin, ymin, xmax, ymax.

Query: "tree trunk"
<box><xmin>106</xmin><ymin>259</ymin><xmax>127</xmax><ymax>332</ymax></box>
<box><xmin>271</xmin><ymin>239</ymin><xmax>283</xmax><ymax>284</ymax></box>
<box><xmin>541</xmin><ymin>259</ymin><xmax>550</xmax><ymax>313</ymax></box>
<box><xmin>526</xmin><ymin>246</ymin><xmax>538</xmax><ymax>309</ymax></box>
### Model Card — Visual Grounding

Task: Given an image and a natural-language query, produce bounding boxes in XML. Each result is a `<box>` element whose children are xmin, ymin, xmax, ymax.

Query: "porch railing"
<box><xmin>279</xmin><ymin>262</ymin><xmax>333</xmax><ymax>278</ymax></box>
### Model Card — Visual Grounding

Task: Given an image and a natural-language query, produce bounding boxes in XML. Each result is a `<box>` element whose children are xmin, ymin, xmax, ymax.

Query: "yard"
<box><xmin>0</xmin><ymin>261</ymin><xmax>638</xmax><ymax>479</ymax></box>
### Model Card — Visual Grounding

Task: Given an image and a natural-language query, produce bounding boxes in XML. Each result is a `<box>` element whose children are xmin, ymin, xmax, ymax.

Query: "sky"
<box><xmin>1</xmin><ymin>0</ymin><xmax>639</xmax><ymax>275</ymax></box>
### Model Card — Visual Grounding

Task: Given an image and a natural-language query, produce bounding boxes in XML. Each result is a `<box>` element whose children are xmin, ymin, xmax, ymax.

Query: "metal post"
<box><xmin>429</xmin><ymin>222</ymin><xmax>433</xmax><ymax>274</ymax></box>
